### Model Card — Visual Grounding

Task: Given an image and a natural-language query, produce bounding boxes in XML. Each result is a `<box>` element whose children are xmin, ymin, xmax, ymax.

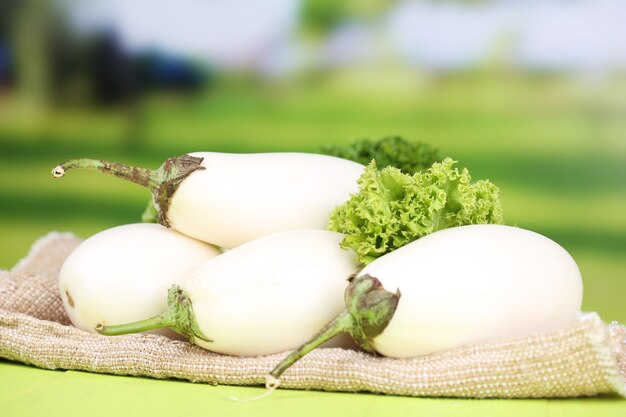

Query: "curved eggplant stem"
<box><xmin>95</xmin><ymin>285</ymin><xmax>211</xmax><ymax>344</ymax></box>
<box><xmin>268</xmin><ymin>310</ymin><xmax>354</xmax><ymax>383</ymax></box>
<box><xmin>51</xmin><ymin>154</ymin><xmax>205</xmax><ymax>227</ymax></box>
<box><xmin>266</xmin><ymin>274</ymin><xmax>400</xmax><ymax>390</ymax></box>
<box><xmin>52</xmin><ymin>158</ymin><xmax>159</xmax><ymax>189</ymax></box>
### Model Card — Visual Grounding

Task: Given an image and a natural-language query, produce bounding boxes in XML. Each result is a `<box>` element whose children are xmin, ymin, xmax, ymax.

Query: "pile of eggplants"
<box><xmin>52</xmin><ymin>151</ymin><xmax>583</xmax><ymax>391</ymax></box>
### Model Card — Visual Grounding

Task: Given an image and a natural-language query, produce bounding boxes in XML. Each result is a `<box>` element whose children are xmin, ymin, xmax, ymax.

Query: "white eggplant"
<box><xmin>52</xmin><ymin>152</ymin><xmax>364</xmax><ymax>248</ymax></box>
<box><xmin>97</xmin><ymin>230</ymin><xmax>357</xmax><ymax>356</ymax></box>
<box><xmin>269</xmin><ymin>224</ymin><xmax>583</xmax><ymax>385</ymax></box>
<box><xmin>59</xmin><ymin>223</ymin><xmax>221</xmax><ymax>336</ymax></box>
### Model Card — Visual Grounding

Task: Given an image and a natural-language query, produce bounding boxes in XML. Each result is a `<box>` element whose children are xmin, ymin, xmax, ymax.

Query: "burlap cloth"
<box><xmin>1</xmin><ymin>232</ymin><xmax>625</xmax><ymax>398</ymax></box>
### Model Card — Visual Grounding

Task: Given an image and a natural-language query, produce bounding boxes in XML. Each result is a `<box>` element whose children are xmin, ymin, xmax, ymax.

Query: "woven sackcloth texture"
<box><xmin>1</xmin><ymin>232</ymin><xmax>625</xmax><ymax>398</ymax></box>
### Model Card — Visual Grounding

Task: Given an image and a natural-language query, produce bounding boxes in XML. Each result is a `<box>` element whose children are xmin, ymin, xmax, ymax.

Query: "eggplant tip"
<box><xmin>51</xmin><ymin>166</ymin><xmax>65</xmax><ymax>178</ymax></box>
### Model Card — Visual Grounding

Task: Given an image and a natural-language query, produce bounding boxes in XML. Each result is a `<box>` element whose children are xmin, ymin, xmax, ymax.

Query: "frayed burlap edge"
<box><xmin>1</xmin><ymin>309</ymin><xmax>624</xmax><ymax>398</ymax></box>
<box><xmin>0</xmin><ymin>232</ymin><xmax>625</xmax><ymax>398</ymax></box>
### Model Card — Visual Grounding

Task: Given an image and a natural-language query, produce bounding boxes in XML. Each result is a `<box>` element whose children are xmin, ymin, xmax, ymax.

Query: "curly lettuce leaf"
<box><xmin>328</xmin><ymin>158</ymin><xmax>504</xmax><ymax>264</ymax></box>
<box><xmin>321</xmin><ymin>136</ymin><xmax>440</xmax><ymax>174</ymax></box>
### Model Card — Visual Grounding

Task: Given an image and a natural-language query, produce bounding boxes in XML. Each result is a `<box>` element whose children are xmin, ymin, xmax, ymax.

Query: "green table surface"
<box><xmin>1</xmin><ymin>359</ymin><xmax>624</xmax><ymax>417</ymax></box>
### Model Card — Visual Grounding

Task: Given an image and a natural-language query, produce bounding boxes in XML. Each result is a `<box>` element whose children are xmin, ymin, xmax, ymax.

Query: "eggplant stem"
<box><xmin>95</xmin><ymin>285</ymin><xmax>211</xmax><ymax>344</ymax></box>
<box><xmin>268</xmin><ymin>310</ymin><xmax>354</xmax><ymax>383</ymax></box>
<box><xmin>266</xmin><ymin>274</ymin><xmax>400</xmax><ymax>390</ymax></box>
<box><xmin>51</xmin><ymin>158</ymin><xmax>158</xmax><ymax>189</ymax></box>
<box><xmin>51</xmin><ymin>154</ymin><xmax>205</xmax><ymax>227</ymax></box>
<box><xmin>96</xmin><ymin>311</ymin><xmax>175</xmax><ymax>335</ymax></box>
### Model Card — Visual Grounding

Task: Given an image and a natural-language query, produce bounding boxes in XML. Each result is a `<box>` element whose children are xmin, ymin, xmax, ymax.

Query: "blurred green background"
<box><xmin>1</xmin><ymin>0</ymin><xmax>625</xmax><ymax>324</ymax></box>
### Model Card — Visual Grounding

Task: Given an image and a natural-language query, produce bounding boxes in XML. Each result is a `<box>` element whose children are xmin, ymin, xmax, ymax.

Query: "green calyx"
<box><xmin>344</xmin><ymin>274</ymin><xmax>401</xmax><ymax>353</ymax></box>
<box><xmin>96</xmin><ymin>285</ymin><xmax>211</xmax><ymax>345</ymax></box>
<box><xmin>268</xmin><ymin>273</ymin><xmax>400</xmax><ymax>384</ymax></box>
<box><xmin>51</xmin><ymin>154</ymin><xmax>205</xmax><ymax>227</ymax></box>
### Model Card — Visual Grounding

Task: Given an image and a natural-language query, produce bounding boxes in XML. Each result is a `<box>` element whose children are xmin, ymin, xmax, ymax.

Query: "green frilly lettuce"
<box><xmin>328</xmin><ymin>158</ymin><xmax>504</xmax><ymax>264</ymax></box>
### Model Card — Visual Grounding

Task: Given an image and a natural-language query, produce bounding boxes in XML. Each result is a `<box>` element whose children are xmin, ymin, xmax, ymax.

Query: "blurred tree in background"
<box><xmin>301</xmin><ymin>0</ymin><xmax>393</xmax><ymax>35</ymax></box>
